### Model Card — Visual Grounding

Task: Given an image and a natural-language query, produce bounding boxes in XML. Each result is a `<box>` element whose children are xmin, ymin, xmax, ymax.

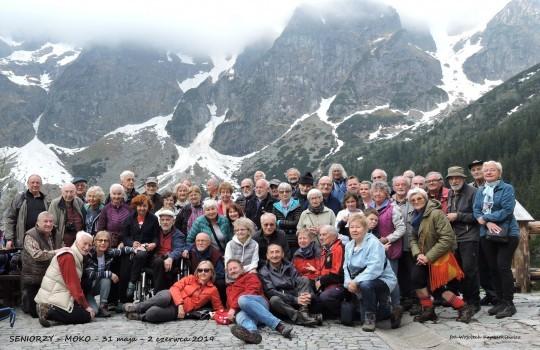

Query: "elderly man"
<box><xmin>253</xmin><ymin>170</ymin><xmax>266</xmax><ymax>182</ymax></box>
<box><xmin>411</xmin><ymin>175</ymin><xmax>426</xmax><ymax>190</ymax></box>
<box><xmin>72</xmin><ymin>177</ymin><xmax>88</xmax><ymax>202</ymax></box>
<box><xmin>285</xmin><ymin>168</ymin><xmax>301</xmax><ymax>198</ymax></box>
<box><xmin>49</xmin><ymin>183</ymin><xmax>86</xmax><ymax>248</ymax></box>
<box><xmin>245</xmin><ymin>179</ymin><xmax>277</xmax><ymax>229</ymax></box>
<box><xmin>259</xmin><ymin>244</ymin><xmax>319</xmax><ymax>327</ymax></box>
<box><xmin>227</xmin><ymin>259</ymin><xmax>293</xmax><ymax>344</ymax></box>
<box><xmin>3</xmin><ymin>174</ymin><xmax>49</xmax><ymax>249</ymax></box>
<box><xmin>269</xmin><ymin>179</ymin><xmax>281</xmax><ymax>200</ymax></box>
<box><xmin>235</xmin><ymin>178</ymin><xmax>255</xmax><ymax>211</ymax></box>
<box><xmin>468</xmin><ymin>160</ymin><xmax>485</xmax><ymax>188</ymax></box>
<box><xmin>143</xmin><ymin>177</ymin><xmax>163</xmax><ymax>213</ymax></box>
<box><xmin>425</xmin><ymin>171</ymin><xmax>449</xmax><ymax>213</ymax></box>
<box><xmin>312</xmin><ymin>225</ymin><xmax>345</xmax><ymax>319</ymax></box>
<box><xmin>185</xmin><ymin>232</ymin><xmax>226</xmax><ymax>302</ymax></box>
<box><xmin>206</xmin><ymin>178</ymin><xmax>220</xmax><ymax>200</ymax></box>
<box><xmin>403</xmin><ymin>170</ymin><xmax>415</xmax><ymax>182</ymax></box>
<box><xmin>35</xmin><ymin>231</ymin><xmax>95</xmax><ymax>327</ymax></box>
<box><xmin>317</xmin><ymin>176</ymin><xmax>341</xmax><ymax>215</ymax></box>
<box><xmin>152</xmin><ymin>210</ymin><xmax>187</xmax><ymax>293</ymax></box>
<box><xmin>446</xmin><ymin>166</ymin><xmax>480</xmax><ymax>323</ymax></box>
<box><xmin>297</xmin><ymin>172</ymin><xmax>314</xmax><ymax>210</ymax></box>
<box><xmin>21</xmin><ymin>212</ymin><xmax>62</xmax><ymax>317</ymax></box>
<box><xmin>253</xmin><ymin>213</ymin><xmax>290</xmax><ymax>267</ymax></box>
<box><xmin>371</xmin><ymin>169</ymin><xmax>388</xmax><ymax>182</ymax></box>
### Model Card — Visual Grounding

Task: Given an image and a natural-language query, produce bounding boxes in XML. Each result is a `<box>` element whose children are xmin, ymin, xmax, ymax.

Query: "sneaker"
<box><xmin>230</xmin><ymin>325</ymin><xmax>262</xmax><ymax>344</ymax></box>
<box><xmin>123</xmin><ymin>303</ymin><xmax>137</xmax><ymax>313</ymax></box>
<box><xmin>97</xmin><ymin>305</ymin><xmax>111</xmax><ymax>318</ymax></box>
<box><xmin>36</xmin><ymin>303</ymin><xmax>51</xmax><ymax>328</ymax></box>
<box><xmin>495</xmin><ymin>302</ymin><xmax>516</xmax><ymax>319</ymax></box>
<box><xmin>362</xmin><ymin>313</ymin><xmax>376</xmax><ymax>332</ymax></box>
<box><xmin>276</xmin><ymin>322</ymin><xmax>293</xmax><ymax>339</ymax></box>
<box><xmin>456</xmin><ymin>305</ymin><xmax>474</xmax><ymax>324</ymax></box>
<box><xmin>390</xmin><ymin>305</ymin><xmax>403</xmax><ymax>329</ymax></box>
<box><xmin>488</xmin><ymin>302</ymin><xmax>506</xmax><ymax>316</ymax></box>
<box><xmin>126</xmin><ymin>312</ymin><xmax>143</xmax><ymax>321</ymax></box>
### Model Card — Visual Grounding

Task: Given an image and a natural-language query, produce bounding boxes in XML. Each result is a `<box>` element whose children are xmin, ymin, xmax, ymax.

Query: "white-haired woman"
<box><xmin>272</xmin><ymin>182</ymin><xmax>303</xmax><ymax>251</ymax></box>
<box><xmin>328</xmin><ymin>163</ymin><xmax>348</xmax><ymax>203</ymax></box>
<box><xmin>84</xmin><ymin>186</ymin><xmax>105</xmax><ymax>235</ymax></box>
<box><xmin>297</xmin><ymin>189</ymin><xmax>336</xmax><ymax>244</ymax></box>
<box><xmin>96</xmin><ymin>184</ymin><xmax>131</xmax><ymax>248</ymax></box>
<box><xmin>174</xmin><ymin>183</ymin><xmax>190</xmax><ymax>211</ymax></box>
<box><xmin>473</xmin><ymin>161</ymin><xmax>519</xmax><ymax>319</ymax></box>
<box><xmin>225</xmin><ymin>218</ymin><xmax>259</xmax><ymax>279</ymax></box>
<box><xmin>187</xmin><ymin>199</ymin><xmax>233</xmax><ymax>253</ymax></box>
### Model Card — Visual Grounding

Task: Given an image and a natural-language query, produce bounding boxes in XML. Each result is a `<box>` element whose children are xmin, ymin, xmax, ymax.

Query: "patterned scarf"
<box><xmin>293</xmin><ymin>241</ymin><xmax>320</xmax><ymax>259</ymax></box>
<box><xmin>482</xmin><ymin>180</ymin><xmax>500</xmax><ymax>214</ymax></box>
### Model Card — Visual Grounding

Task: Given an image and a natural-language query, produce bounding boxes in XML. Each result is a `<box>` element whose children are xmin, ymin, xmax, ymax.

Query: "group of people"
<box><xmin>0</xmin><ymin>159</ymin><xmax>521</xmax><ymax>344</ymax></box>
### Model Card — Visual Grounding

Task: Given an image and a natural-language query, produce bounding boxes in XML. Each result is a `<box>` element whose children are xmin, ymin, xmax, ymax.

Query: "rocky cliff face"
<box><xmin>463</xmin><ymin>0</ymin><xmax>540</xmax><ymax>83</ymax></box>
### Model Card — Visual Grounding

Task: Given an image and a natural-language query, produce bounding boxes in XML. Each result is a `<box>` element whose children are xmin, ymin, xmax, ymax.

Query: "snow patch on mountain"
<box><xmin>105</xmin><ymin>114</ymin><xmax>173</xmax><ymax>145</ymax></box>
<box><xmin>178</xmin><ymin>55</ymin><xmax>237</xmax><ymax>92</ymax></box>
<box><xmin>1</xmin><ymin>42</ymin><xmax>79</xmax><ymax>66</ymax></box>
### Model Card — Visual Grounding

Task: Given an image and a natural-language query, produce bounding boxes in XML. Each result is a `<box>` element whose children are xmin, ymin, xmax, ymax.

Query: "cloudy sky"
<box><xmin>0</xmin><ymin>0</ymin><xmax>511</xmax><ymax>55</ymax></box>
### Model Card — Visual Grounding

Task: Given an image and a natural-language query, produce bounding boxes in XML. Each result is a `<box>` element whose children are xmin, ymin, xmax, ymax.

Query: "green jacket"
<box><xmin>410</xmin><ymin>200</ymin><xmax>456</xmax><ymax>263</ymax></box>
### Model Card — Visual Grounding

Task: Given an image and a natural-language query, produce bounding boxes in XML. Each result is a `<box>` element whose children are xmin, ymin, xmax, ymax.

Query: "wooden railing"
<box><xmin>513</xmin><ymin>221</ymin><xmax>540</xmax><ymax>292</ymax></box>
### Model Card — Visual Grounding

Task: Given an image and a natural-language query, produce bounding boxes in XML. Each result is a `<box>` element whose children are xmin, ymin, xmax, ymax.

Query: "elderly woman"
<box><xmin>84</xmin><ymin>186</ymin><xmax>105</xmax><ymax>235</ymax></box>
<box><xmin>336</xmin><ymin>192</ymin><xmax>363</xmax><ymax>238</ymax></box>
<box><xmin>83</xmin><ymin>231</ymin><xmax>134</xmax><ymax>317</ymax></box>
<box><xmin>156</xmin><ymin>191</ymin><xmax>177</xmax><ymax>216</ymax></box>
<box><xmin>187</xmin><ymin>199</ymin><xmax>233</xmax><ymax>253</ymax></box>
<box><xmin>292</xmin><ymin>229</ymin><xmax>321</xmax><ymax>281</ymax></box>
<box><xmin>175</xmin><ymin>185</ymin><xmax>204</xmax><ymax>235</ymax></box>
<box><xmin>123</xmin><ymin>260</ymin><xmax>224</xmax><ymax>323</ymax></box>
<box><xmin>272</xmin><ymin>182</ymin><xmax>303</xmax><ymax>251</ymax></box>
<box><xmin>343</xmin><ymin>214</ymin><xmax>398</xmax><ymax>332</ymax></box>
<box><xmin>408</xmin><ymin>188</ymin><xmax>466</xmax><ymax>323</ymax></box>
<box><xmin>329</xmin><ymin>163</ymin><xmax>348</xmax><ymax>203</ymax></box>
<box><xmin>297</xmin><ymin>189</ymin><xmax>336</xmax><ymax>244</ymax></box>
<box><xmin>473</xmin><ymin>161</ymin><xmax>519</xmax><ymax>319</ymax></box>
<box><xmin>224</xmin><ymin>217</ymin><xmax>259</xmax><ymax>277</ymax></box>
<box><xmin>123</xmin><ymin>194</ymin><xmax>160</xmax><ymax>299</ymax></box>
<box><xmin>371</xmin><ymin>181</ymin><xmax>405</xmax><ymax>311</ymax></box>
<box><xmin>96</xmin><ymin>184</ymin><xmax>132</xmax><ymax>248</ymax></box>
<box><xmin>174</xmin><ymin>183</ymin><xmax>190</xmax><ymax>211</ymax></box>
<box><xmin>217</xmin><ymin>182</ymin><xmax>234</xmax><ymax>216</ymax></box>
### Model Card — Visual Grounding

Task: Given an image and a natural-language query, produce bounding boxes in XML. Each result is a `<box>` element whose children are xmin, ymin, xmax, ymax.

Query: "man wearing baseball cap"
<box><xmin>72</xmin><ymin>177</ymin><xmax>88</xmax><ymax>202</ymax></box>
<box><xmin>468</xmin><ymin>160</ymin><xmax>485</xmax><ymax>189</ymax></box>
<box><xmin>446</xmin><ymin>166</ymin><xmax>480</xmax><ymax>323</ymax></box>
<box><xmin>143</xmin><ymin>177</ymin><xmax>163</xmax><ymax>213</ymax></box>
<box><xmin>152</xmin><ymin>209</ymin><xmax>188</xmax><ymax>293</ymax></box>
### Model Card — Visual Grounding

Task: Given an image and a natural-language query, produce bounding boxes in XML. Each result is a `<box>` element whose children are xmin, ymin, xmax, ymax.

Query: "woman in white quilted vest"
<box><xmin>34</xmin><ymin>231</ymin><xmax>95</xmax><ymax>327</ymax></box>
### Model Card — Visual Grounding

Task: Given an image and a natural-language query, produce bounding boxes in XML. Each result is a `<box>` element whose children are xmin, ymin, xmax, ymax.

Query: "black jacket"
<box><xmin>253</xmin><ymin>229</ymin><xmax>291</xmax><ymax>268</ymax></box>
<box><xmin>123</xmin><ymin>212</ymin><xmax>160</xmax><ymax>246</ymax></box>
<box><xmin>448</xmin><ymin>184</ymin><xmax>479</xmax><ymax>242</ymax></box>
<box><xmin>245</xmin><ymin>194</ymin><xmax>277</xmax><ymax>229</ymax></box>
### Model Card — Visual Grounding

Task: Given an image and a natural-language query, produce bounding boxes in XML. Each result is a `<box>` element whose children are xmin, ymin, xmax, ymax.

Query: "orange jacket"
<box><xmin>292</xmin><ymin>255</ymin><xmax>321</xmax><ymax>281</ymax></box>
<box><xmin>169</xmin><ymin>275</ymin><xmax>224</xmax><ymax>313</ymax></box>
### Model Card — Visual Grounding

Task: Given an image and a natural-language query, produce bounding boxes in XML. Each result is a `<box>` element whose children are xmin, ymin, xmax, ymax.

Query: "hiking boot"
<box><xmin>413</xmin><ymin>307</ymin><xmax>438</xmax><ymax>323</ymax></box>
<box><xmin>123</xmin><ymin>303</ymin><xmax>137</xmax><ymax>313</ymax></box>
<box><xmin>488</xmin><ymin>302</ymin><xmax>506</xmax><ymax>316</ymax></box>
<box><xmin>313</xmin><ymin>313</ymin><xmax>323</xmax><ymax>326</ymax></box>
<box><xmin>362</xmin><ymin>312</ymin><xmax>376</xmax><ymax>332</ymax></box>
<box><xmin>276</xmin><ymin>322</ymin><xmax>293</xmax><ymax>339</ymax></box>
<box><xmin>36</xmin><ymin>303</ymin><xmax>51</xmax><ymax>328</ymax></box>
<box><xmin>456</xmin><ymin>305</ymin><xmax>474</xmax><ymax>324</ymax></box>
<box><xmin>296</xmin><ymin>307</ymin><xmax>318</xmax><ymax>327</ymax></box>
<box><xmin>480</xmin><ymin>295</ymin><xmax>497</xmax><ymax>306</ymax></box>
<box><xmin>126</xmin><ymin>312</ymin><xmax>143</xmax><ymax>321</ymax></box>
<box><xmin>97</xmin><ymin>304</ymin><xmax>111</xmax><ymax>318</ymax></box>
<box><xmin>230</xmin><ymin>325</ymin><xmax>262</xmax><ymax>344</ymax></box>
<box><xmin>126</xmin><ymin>282</ymin><xmax>136</xmax><ymax>298</ymax></box>
<box><xmin>409</xmin><ymin>303</ymin><xmax>422</xmax><ymax>316</ymax></box>
<box><xmin>495</xmin><ymin>302</ymin><xmax>516</xmax><ymax>319</ymax></box>
<box><xmin>390</xmin><ymin>305</ymin><xmax>403</xmax><ymax>329</ymax></box>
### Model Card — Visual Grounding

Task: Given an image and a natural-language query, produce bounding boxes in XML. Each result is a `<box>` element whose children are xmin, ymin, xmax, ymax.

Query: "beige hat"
<box><xmin>446</xmin><ymin>166</ymin><xmax>467</xmax><ymax>179</ymax></box>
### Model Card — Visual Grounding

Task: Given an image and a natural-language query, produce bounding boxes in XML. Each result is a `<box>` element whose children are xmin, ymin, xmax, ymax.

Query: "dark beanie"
<box><xmin>299</xmin><ymin>172</ymin><xmax>314</xmax><ymax>185</ymax></box>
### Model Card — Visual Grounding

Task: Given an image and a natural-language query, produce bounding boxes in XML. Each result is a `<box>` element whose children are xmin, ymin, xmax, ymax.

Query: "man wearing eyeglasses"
<box><xmin>235</xmin><ymin>178</ymin><xmax>255</xmax><ymax>211</ymax></box>
<box><xmin>425</xmin><ymin>171</ymin><xmax>449</xmax><ymax>213</ymax></box>
<box><xmin>253</xmin><ymin>213</ymin><xmax>290</xmax><ymax>268</ymax></box>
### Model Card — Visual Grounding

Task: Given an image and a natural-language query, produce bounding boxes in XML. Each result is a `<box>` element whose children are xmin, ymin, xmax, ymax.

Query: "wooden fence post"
<box><xmin>513</xmin><ymin>222</ymin><xmax>530</xmax><ymax>292</ymax></box>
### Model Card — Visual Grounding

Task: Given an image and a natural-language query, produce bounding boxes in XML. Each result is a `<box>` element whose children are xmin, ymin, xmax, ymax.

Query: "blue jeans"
<box><xmin>86</xmin><ymin>278</ymin><xmax>112</xmax><ymax>312</ymax></box>
<box><xmin>358</xmin><ymin>279</ymin><xmax>391</xmax><ymax>319</ymax></box>
<box><xmin>236</xmin><ymin>295</ymin><xmax>281</xmax><ymax>331</ymax></box>
<box><xmin>389</xmin><ymin>259</ymin><xmax>400</xmax><ymax>306</ymax></box>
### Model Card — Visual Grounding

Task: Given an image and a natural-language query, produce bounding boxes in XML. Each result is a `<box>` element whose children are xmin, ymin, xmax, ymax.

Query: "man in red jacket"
<box><xmin>226</xmin><ymin>260</ymin><xmax>293</xmax><ymax>344</ymax></box>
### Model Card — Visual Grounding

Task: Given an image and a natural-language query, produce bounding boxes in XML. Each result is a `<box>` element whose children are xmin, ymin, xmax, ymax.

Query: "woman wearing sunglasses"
<box><xmin>123</xmin><ymin>260</ymin><xmax>224</xmax><ymax>323</ymax></box>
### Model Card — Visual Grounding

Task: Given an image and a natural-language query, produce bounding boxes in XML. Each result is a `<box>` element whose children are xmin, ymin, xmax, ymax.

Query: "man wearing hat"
<box><xmin>72</xmin><ymin>177</ymin><xmax>88</xmax><ymax>202</ymax></box>
<box><xmin>446</xmin><ymin>166</ymin><xmax>480</xmax><ymax>323</ymax></box>
<box><xmin>296</xmin><ymin>172</ymin><xmax>314</xmax><ymax>210</ymax></box>
<box><xmin>152</xmin><ymin>209</ymin><xmax>187</xmax><ymax>293</ymax></box>
<box><xmin>468</xmin><ymin>160</ymin><xmax>485</xmax><ymax>189</ymax></box>
<box><xmin>143</xmin><ymin>177</ymin><xmax>163</xmax><ymax>213</ymax></box>
<box><xmin>269</xmin><ymin>179</ymin><xmax>281</xmax><ymax>200</ymax></box>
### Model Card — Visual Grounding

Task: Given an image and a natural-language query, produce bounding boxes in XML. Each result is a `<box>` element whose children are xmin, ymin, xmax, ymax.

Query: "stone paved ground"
<box><xmin>2</xmin><ymin>293</ymin><xmax>540</xmax><ymax>350</ymax></box>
